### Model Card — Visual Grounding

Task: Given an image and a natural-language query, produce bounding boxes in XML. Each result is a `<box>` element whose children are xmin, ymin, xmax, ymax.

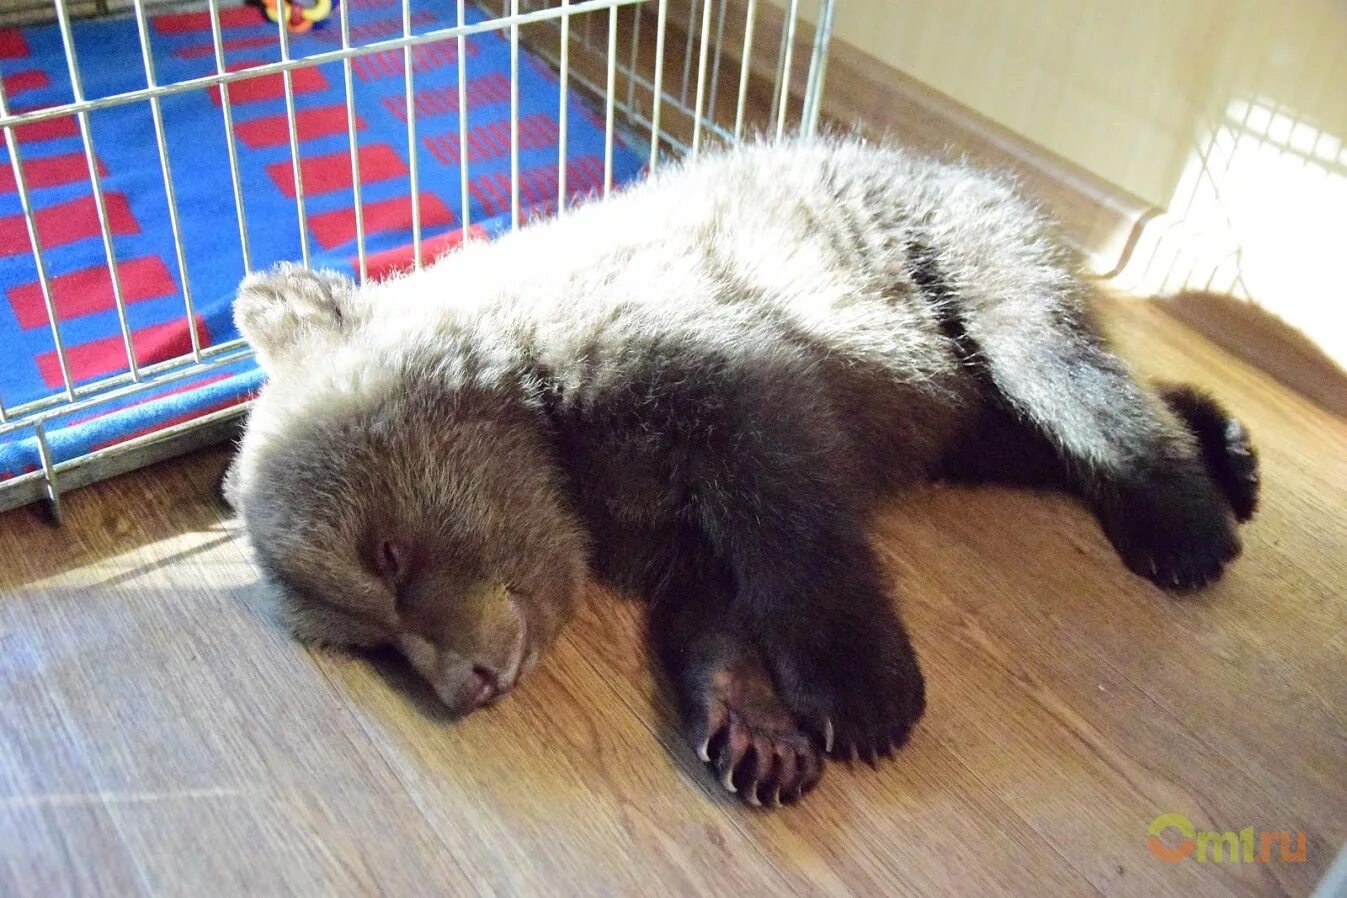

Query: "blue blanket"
<box><xmin>0</xmin><ymin>0</ymin><xmax>644</xmax><ymax>482</ymax></box>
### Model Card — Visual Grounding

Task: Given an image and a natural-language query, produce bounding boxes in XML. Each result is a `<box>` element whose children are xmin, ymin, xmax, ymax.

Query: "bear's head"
<box><xmin>225</xmin><ymin>264</ymin><xmax>586</xmax><ymax>717</ymax></box>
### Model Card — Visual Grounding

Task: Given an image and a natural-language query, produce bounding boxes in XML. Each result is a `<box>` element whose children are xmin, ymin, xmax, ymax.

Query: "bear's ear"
<box><xmin>234</xmin><ymin>263</ymin><xmax>361</xmax><ymax>373</ymax></box>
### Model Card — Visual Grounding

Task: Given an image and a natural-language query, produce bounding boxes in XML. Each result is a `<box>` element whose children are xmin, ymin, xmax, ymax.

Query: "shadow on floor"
<box><xmin>1149</xmin><ymin>290</ymin><xmax>1347</xmax><ymax>420</ymax></box>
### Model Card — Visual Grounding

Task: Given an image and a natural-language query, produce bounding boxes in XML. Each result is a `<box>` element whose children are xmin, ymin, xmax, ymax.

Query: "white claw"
<box><xmin>746</xmin><ymin>787</ymin><xmax>762</xmax><ymax>807</ymax></box>
<box><xmin>824</xmin><ymin>718</ymin><xmax>835</xmax><ymax>753</ymax></box>
<box><xmin>697</xmin><ymin>739</ymin><xmax>711</xmax><ymax>763</ymax></box>
<box><xmin>720</xmin><ymin>764</ymin><xmax>738</xmax><ymax>793</ymax></box>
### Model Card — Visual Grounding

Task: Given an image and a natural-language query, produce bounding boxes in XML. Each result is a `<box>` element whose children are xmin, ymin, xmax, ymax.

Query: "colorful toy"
<box><xmin>260</xmin><ymin>0</ymin><xmax>333</xmax><ymax>34</ymax></box>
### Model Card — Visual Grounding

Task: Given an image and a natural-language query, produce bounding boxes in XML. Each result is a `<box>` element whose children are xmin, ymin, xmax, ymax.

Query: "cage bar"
<box><xmin>648</xmin><ymin>0</ymin><xmax>669</xmax><ymax>168</ymax></box>
<box><xmin>403</xmin><ymin>0</ymin><xmax>423</xmax><ymax>265</ymax></box>
<box><xmin>800</xmin><ymin>0</ymin><xmax>835</xmax><ymax>136</ymax></box>
<box><xmin>339</xmin><ymin>0</ymin><xmax>369</xmax><ymax>281</ymax></box>
<box><xmin>0</xmin><ymin>344</ymin><xmax>254</xmax><ymax>442</ymax></box>
<box><xmin>34</xmin><ymin>420</ymin><xmax>62</xmax><ymax>524</ymax></box>
<box><xmin>509</xmin><ymin>0</ymin><xmax>521</xmax><ymax>229</ymax></box>
<box><xmin>706</xmin><ymin>0</ymin><xmax>728</xmax><ymax>125</ymax></box>
<box><xmin>679</xmin><ymin>0</ymin><xmax>697</xmax><ymax>103</ymax></box>
<box><xmin>456</xmin><ymin>0</ymin><xmax>472</xmax><ymax>236</ymax></box>
<box><xmin>626</xmin><ymin>2</ymin><xmax>641</xmax><ymax>118</ymax></box>
<box><xmin>603</xmin><ymin>3</ymin><xmax>617</xmax><ymax>195</ymax></box>
<box><xmin>131</xmin><ymin>0</ymin><xmax>201</xmax><ymax>361</ymax></box>
<box><xmin>1</xmin><ymin>335</ymin><xmax>249</xmax><ymax>426</ymax></box>
<box><xmin>207</xmin><ymin>0</ymin><xmax>254</xmax><ymax>273</ymax></box>
<box><xmin>54</xmin><ymin>0</ymin><xmax>140</xmax><ymax>380</ymax></box>
<box><xmin>774</xmin><ymin>0</ymin><xmax>799</xmax><ymax>138</ymax></box>
<box><xmin>0</xmin><ymin>82</ymin><xmax>75</xmax><ymax>401</ymax></box>
<box><xmin>689</xmin><ymin>0</ymin><xmax>714</xmax><ymax>155</ymax></box>
<box><xmin>275</xmin><ymin>0</ymin><xmax>312</xmax><ymax>267</ymax></box>
<box><xmin>557</xmin><ymin>0</ymin><xmax>570</xmax><ymax>210</ymax></box>
<box><xmin>734</xmin><ymin>0</ymin><xmax>758</xmax><ymax>139</ymax></box>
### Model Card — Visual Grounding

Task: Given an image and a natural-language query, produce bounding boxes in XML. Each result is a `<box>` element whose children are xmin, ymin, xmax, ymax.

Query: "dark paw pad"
<box><xmin>1099</xmin><ymin>462</ymin><xmax>1240</xmax><ymax>590</ymax></box>
<box><xmin>697</xmin><ymin>665</ymin><xmax>823</xmax><ymax>806</ymax></box>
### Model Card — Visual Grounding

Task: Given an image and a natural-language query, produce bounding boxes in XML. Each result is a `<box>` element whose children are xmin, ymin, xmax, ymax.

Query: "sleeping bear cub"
<box><xmin>224</xmin><ymin>137</ymin><xmax>1259</xmax><ymax>806</ymax></box>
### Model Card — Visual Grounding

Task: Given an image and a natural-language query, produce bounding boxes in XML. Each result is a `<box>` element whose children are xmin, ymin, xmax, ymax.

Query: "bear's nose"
<box><xmin>396</xmin><ymin>633</ymin><xmax>517</xmax><ymax>716</ymax></box>
<box><xmin>467</xmin><ymin>665</ymin><xmax>500</xmax><ymax>708</ymax></box>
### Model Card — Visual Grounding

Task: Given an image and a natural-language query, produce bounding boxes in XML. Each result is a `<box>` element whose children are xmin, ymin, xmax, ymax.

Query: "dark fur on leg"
<box><xmin>556</xmin><ymin>341</ymin><xmax>928</xmax><ymax>767</ymax></box>
<box><xmin>937</xmin><ymin>398</ymin><xmax>1071</xmax><ymax>490</ymax></box>
<box><xmin>682</xmin><ymin>366</ymin><xmax>927</xmax><ymax>762</ymax></box>
<box><xmin>645</xmin><ymin>528</ymin><xmax>824</xmax><ymax>805</ymax></box>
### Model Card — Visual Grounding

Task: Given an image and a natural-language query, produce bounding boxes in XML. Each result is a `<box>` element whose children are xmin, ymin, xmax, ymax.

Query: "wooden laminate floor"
<box><xmin>2</xmin><ymin>300</ymin><xmax>1344</xmax><ymax>897</ymax></box>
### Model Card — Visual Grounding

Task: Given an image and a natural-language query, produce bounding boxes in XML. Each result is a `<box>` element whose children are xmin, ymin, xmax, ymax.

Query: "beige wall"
<box><xmin>800</xmin><ymin>0</ymin><xmax>1347</xmax><ymax>362</ymax></box>
<box><xmin>818</xmin><ymin>0</ymin><xmax>1347</xmax><ymax>209</ymax></box>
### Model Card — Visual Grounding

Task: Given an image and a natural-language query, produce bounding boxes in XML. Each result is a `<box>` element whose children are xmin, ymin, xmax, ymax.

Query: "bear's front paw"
<box><xmin>691</xmin><ymin>658</ymin><xmax>824</xmax><ymax>806</ymax></box>
<box><xmin>766</xmin><ymin>612</ymin><xmax>926</xmax><ymax>765</ymax></box>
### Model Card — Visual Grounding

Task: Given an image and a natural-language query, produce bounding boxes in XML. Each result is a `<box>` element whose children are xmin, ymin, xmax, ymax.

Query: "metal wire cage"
<box><xmin>0</xmin><ymin>0</ymin><xmax>837</xmax><ymax>519</ymax></box>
